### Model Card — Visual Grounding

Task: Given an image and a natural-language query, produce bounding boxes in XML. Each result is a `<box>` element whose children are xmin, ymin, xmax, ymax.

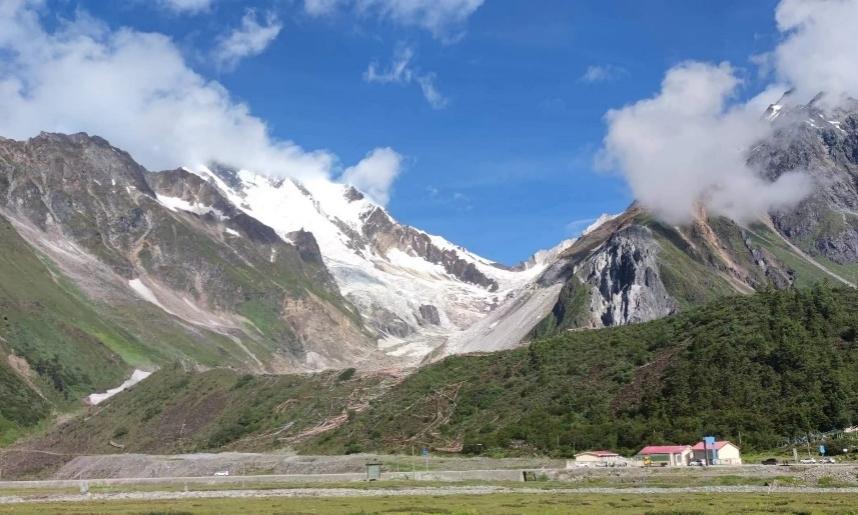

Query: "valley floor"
<box><xmin>4</xmin><ymin>459</ymin><xmax>858</xmax><ymax>513</ymax></box>
<box><xmin>3</xmin><ymin>485</ymin><xmax>858</xmax><ymax>514</ymax></box>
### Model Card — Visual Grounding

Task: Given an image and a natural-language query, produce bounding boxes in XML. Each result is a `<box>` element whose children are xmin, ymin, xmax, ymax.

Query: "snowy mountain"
<box><xmin>168</xmin><ymin>164</ymin><xmax>555</xmax><ymax>363</ymax></box>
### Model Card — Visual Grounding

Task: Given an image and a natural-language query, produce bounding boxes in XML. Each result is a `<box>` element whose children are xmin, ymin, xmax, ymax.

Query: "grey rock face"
<box><xmin>752</xmin><ymin>98</ymin><xmax>858</xmax><ymax>265</ymax></box>
<box><xmin>418</xmin><ymin>304</ymin><xmax>441</xmax><ymax>326</ymax></box>
<box><xmin>740</xmin><ymin>230</ymin><xmax>794</xmax><ymax>288</ymax></box>
<box><xmin>286</xmin><ymin>229</ymin><xmax>325</xmax><ymax>265</ymax></box>
<box><xmin>361</xmin><ymin>208</ymin><xmax>499</xmax><ymax>291</ymax></box>
<box><xmin>575</xmin><ymin>225</ymin><xmax>677</xmax><ymax>327</ymax></box>
<box><xmin>365</xmin><ymin>304</ymin><xmax>414</xmax><ymax>338</ymax></box>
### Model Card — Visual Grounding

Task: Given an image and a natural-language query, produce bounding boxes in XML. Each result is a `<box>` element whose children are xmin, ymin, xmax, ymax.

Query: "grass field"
<box><xmin>4</xmin><ymin>491</ymin><xmax>858</xmax><ymax>514</ymax></box>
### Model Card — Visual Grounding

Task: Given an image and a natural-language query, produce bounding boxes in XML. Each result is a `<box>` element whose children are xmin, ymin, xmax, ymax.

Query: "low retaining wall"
<box><xmin>0</xmin><ymin>468</ymin><xmax>530</xmax><ymax>490</ymax></box>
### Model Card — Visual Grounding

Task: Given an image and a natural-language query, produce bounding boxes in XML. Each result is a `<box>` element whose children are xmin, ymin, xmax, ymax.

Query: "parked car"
<box><xmin>688</xmin><ymin>459</ymin><xmax>705</xmax><ymax>466</ymax></box>
<box><xmin>213</xmin><ymin>470</ymin><xmax>230</xmax><ymax>476</ymax></box>
<box><xmin>761</xmin><ymin>458</ymin><xmax>779</xmax><ymax>465</ymax></box>
<box><xmin>821</xmin><ymin>457</ymin><xmax>837</xmax><ymax>464</ymax></box>
<box><xmin>799</xmin><ymin>458</ymin><xmax>817</xmax><ymax>464</ymax></box>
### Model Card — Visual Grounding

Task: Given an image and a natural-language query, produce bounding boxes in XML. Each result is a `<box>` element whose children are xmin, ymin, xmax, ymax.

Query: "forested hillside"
<box><xmin>304</xmin><ymin>284</ymin><xmax>858</xmax><ymax>456</ymax></box>
<box><xmin>9</xmin><ymin>284</ymin><xmax>858</xmax><ymax>475</ymax></box>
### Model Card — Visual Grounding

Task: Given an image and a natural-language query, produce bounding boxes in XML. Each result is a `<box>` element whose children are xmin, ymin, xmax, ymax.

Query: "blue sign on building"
<box><xmin>819</xmin><ymin>445</ymin><xmax>826</xmax><ymax>456</ymax></box>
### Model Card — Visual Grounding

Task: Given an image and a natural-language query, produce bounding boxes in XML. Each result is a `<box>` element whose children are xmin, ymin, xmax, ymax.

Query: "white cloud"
<box><xmin>364</xmin><ymin>46</ymin><xmax>448</xmax><ymax>109</ymax></box>
<box><xmin>596</xmin><ymin>0</ymin><xmax>858</xmax><ymax>224</ymax></box>
<box><xmin>774</xmin><ymin>0</ymin><xmax>858</xmax><ymax>103</ymax></box>
<box><xmin>598</xmin><ymin>61</ymin><xmax>811</xmax><ymax>224</ymax></box>
<box><xmin>304</xmin><ymin>0</ymin><xmax>484</xmax><ymax>41</ymax></box>
<box><xmin>304</xmin><ymin>0</ymin><xmax>343</xmax><ymax>16</ymax></box>
<box><xmin>0</xmin><ymin>1</ymin><xmax>397</xmax><ymax>193</ymax></box>
<box><xmin>580</xmin><ymin>64</ymin><xmax>627</xmax><ymax>83</ymax></box>
<box><xmin>158</xmin><ymin>0</ymin><xmax>214</xmax><ymax>14</ymax></box>
<box><xmin>340</xmin><ymin>147</ymin><xmax>403</xmax><ymax>205</ymax></box>
<box><xmin>214</xmin><ymin>10</ymin><xmax>282</xmax><ymax>70</ymax></box>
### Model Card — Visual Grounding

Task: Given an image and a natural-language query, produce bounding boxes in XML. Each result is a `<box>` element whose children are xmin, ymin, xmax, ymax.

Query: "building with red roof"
<box><xmin>636</xmin><ymin>445</ymin><xmax>692</xmax><ymax>466</ymax></box>
<box><xmin>691</xmin><ymin>440</ymin><xmax>742</xmax><ymax>465</ymax></box>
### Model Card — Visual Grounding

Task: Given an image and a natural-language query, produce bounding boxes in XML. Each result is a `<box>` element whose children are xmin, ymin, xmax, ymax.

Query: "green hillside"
<box><xmin>13</xmin><ymin>284</ymin><xmax>858</xmax><ymax>472</ymax></box>
<box><xmin>0</xmin><ymin>215</ymin><xmax>133</xmax><ymax>443</ymax></box>
<box><xmin>0</xmin><ymin>365</ymin><xmax>397</xmax><ymax>478</ymax></box>
<box><xmin>302</xmin><ymin>284</ymin><xmax>858</xmax><ymax>456</ymax></box>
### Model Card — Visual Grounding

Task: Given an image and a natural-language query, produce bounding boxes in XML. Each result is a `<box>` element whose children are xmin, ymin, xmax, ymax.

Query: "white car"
<box><xmin>821</xmin><ymin>457</ymin><xmax>837</xmax><ymax>464</ymax></box>
<box><xmin>799</xmin><ymin>458</ymin><xmax>817</xmax><ymax>464</ymax></box>
<box><xmin>213</xmin><ymin>470</ymin><xmax>230</xmax><ymax>476</ymax></box>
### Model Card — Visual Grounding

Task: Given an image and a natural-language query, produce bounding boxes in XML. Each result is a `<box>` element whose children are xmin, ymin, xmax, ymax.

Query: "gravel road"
<box><xmin>4</xmin><ymin>485</ymin><xmax>858</xmax><ymax>505</ymax></box>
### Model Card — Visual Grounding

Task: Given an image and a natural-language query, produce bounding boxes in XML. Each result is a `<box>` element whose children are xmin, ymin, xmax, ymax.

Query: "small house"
<box><xmin>691</xmin><ymin>440</ymin><xmax>742</xmax><ymax>465</ymax></box>
<box><xmin>569</xmin><ymin>450</ymin><xmax>621</xmax><ymax>468</ymax></box>
<box><xmin>636</xmin><ymin>445</ymin><xmax>692</xmax><ymax>467</ymax></box>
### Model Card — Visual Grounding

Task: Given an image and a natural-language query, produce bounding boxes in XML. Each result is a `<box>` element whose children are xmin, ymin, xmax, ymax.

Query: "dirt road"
<box><xmin>5</xmin><ymin>484</ymin><xmax>858</xmax><ymax>505</ymax></box>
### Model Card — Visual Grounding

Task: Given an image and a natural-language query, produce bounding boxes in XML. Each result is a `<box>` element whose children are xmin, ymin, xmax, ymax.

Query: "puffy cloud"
<box><xmin>596</xmin><ymin>0</ymin><xmax>858</xmax><ymax>224</ymax></box>
<box><xmin>599</xmin><ymin>62</ymin><xmax>811</xmax><ymax>224</ymax></box>
<box><xmin>214</xmin><ymin>10</ymin><xmax>282</xmax><ymax>70</ymax></box>
<box><xmin>157</xmin><ymin>0</ymin><xmax>214</xmax><ymax>14</ymax></box>
<box><xmin>340</xmin><ymin>147</ymin><xmax>403</xmax><ymax>206</ymax></box>
<box><xmin>364</xmin><ymin>46</ymin><xmax>448</xmax><ymax>109</ymax></box>
<box><xmin>0</xmin><ymin>1</ymin><xmax>397</xmax><ymax>192</ymax></box>
<box><xmin>304</xmin><ymin>0</ymin><xmax>484</xmax><ymax>41</ymax></box>
<box><xmin>580</xmin><ymin>64</ymin><xmax>627</xmax><ymax>83</ymax></box>
<box><xmin>774</xmin><ymin>0</ymin><xmax>858</xmax><ymax>103</ymax></box>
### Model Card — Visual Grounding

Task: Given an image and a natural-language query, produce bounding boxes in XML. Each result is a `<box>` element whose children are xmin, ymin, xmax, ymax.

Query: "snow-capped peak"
<box><xmin>583</xmin><ymin>213</ymin><xmax>620</xmax><ymax>236</ymax></box>
<box><xmin>180</xmin><ymin>165</ymin><xmax>555</xmax><ymax>363</ymax></box>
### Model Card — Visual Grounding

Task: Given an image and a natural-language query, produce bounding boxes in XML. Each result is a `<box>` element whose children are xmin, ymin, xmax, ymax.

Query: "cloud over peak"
<box><xmin>599</xmin><ymin>61</ymin><xmax>810</xmax><ymax>224</ymax></box>
<box><xmin>774</xmin><ymin>0</ymin><xmax>858</xmax><ymax>104</ymax></box>
<box><xmin>0</xmin><ymin>1</ymin><xmax>398</xmax><ymax>197</ymax></box>
<box><xmin>340</xmin><ymin>147</ymin><xmax>404</xmax><ymax>206</ymax></box>
<box><xmin>597</xmin><ymin>0</ymin><xmax>858</xmax><ymax>224</ymax></box>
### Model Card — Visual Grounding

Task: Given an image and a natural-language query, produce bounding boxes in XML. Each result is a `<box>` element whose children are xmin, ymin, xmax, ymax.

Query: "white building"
<box><xmin>692</xmin><ymin>440</ymin><xmax>742</xmax><ymax>465</ymax></box>
<box><xmin>569</xmin><ymin>450</ymin><xmax>622</xmax><ymax>468</ymax></box>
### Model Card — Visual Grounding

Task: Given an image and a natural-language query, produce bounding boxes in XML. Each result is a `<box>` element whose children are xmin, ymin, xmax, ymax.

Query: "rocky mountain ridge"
<box><xmin>176</xmin><ymin>163</ymin><xmax>550</xmax><ymax>362</ymax></box>
<box><xmin>0</xmin><ymin>132</ymin><xmax>379</xmax><ymax>377</ymax></box>
<box><xmin>3</xmin><ymin>95</ymin><xmax>858</xmax><ymax>441</ymax></box>
<box><xmin>530</xmin><ymin>95</ymin><xmax>858</xmax><ymax>338</ymax></box>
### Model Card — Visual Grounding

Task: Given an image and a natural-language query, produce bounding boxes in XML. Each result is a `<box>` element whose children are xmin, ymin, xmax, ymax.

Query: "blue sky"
<box><xmin>21</xmin><ymin>0</ymin><xmax>784</xmax><ymax>264</ymax></box>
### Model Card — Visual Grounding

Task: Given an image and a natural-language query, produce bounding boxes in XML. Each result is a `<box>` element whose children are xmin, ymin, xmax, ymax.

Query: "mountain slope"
<box><xmin>0</xmin><ymin>131</ymin><xmax>566</xmax><ymax>445</ymax></box>
<box><xmin>177</xmin><ymin>164</ymin><xmax>551</xmax><ymax>363</ymax></box>
<box><xmin>0</xmin><ymin>132</ymin><xmax>401</xmax><ymax>442</ymax></box>
<box><xmin>10</xmin><ymin>284</ymin><xmax>857</xmax><ymax>476</ymax></box>
<box><xmin>300</xmin><ymin>284</ymin><xmax>858</xmax><ymax>457</ymax></box>
<box><xmin>0</xmin><ymin>133</ymin><xmax>378</xmax><ymax>375</ymax></box>
<box><xmin>4</xmin><ymin>95</ymin><xmax>858</xmax><ymax>454</ymax></box>
<box><xmin>526</xmin><ymin>97</ymin><xmax>858</xmax><ymax>339</ymax></box>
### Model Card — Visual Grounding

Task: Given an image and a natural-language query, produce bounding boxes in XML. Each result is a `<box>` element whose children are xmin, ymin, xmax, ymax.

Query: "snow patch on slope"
<box><xmin>87</xmin><ymin>369</ymin><xmax>152</xmax><ymax>405</ymax></box>
<box><xmin>583</xmin><ymin>213</ymin><xmax>620</xmax><ymax>236</ymax></box>
<box><xmin>156</xmin><ymin>194</ymin><xmax>227</xmax><ymax>220</ymax></box>
<box><xmin>129</xmin><ymin>278</ymin><xmax>167</xmax><ymax>311</ymax></box>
